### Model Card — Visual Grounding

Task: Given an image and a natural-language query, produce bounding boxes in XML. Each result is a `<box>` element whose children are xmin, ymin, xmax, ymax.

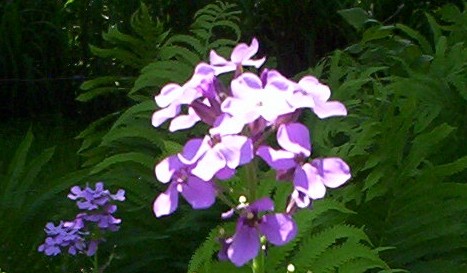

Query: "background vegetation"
<box><xmin>0</xmin><ymin>0</ymin><xmax>465</xmax><ymax>272</ymax></box>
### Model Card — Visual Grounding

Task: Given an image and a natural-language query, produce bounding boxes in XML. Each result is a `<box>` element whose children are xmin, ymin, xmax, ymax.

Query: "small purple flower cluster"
<box><xmin>152</xmin><ymin>38</ymin><xmax>351</xmax><ymax>266</ymax></box>
<box><xmin>38</xmin><ymin>182</ymin><xmax>125</xmax><ymax>256</ymax></box>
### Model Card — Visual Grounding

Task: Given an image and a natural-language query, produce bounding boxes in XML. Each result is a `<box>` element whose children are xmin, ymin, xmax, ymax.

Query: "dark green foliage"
<box><xmin>302</xmin><ymin>3</ymin><xmax>467</xmax><ymax>272</ymax></box>
<box><xmin>0</xmin><ymin>123</ymin><xmax>88</xmax><ymax>272</ymax></box>
<box><xmin>0</xmin><ymin>0</ymin><xmax>75</xmax><ymax>117</ymax></box>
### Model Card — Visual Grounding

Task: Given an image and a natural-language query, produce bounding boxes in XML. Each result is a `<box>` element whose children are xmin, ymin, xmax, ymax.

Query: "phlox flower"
<box><xmin>256</xmin><ymin>122</ymin><xmax>311</xmax><ymax>178</ymax></box>
<box><xmin>68</xmin><ymin>182</ymin><xmax>125</xmax><ymax>211</ymax></box>
<box><xmin>177</xmin><ymin>134</ymin><xmax>253</xmax><ymax>182</ymax></box>
<box><xmin>218</xmin><ymin>72</ymin><xmax>296</xmax><ymax>132</ymax></box>
<box><xmin>292</xmin><ymin>157</ymin><xmax>351</xmax><ymax>207</ymax></box>
<box><xmin>219</xmin><ymin>197</ymin><xmax>297</xmax><ymax>266</ymax></box>
<box><xmin>153</xmin><ymin>155</ymin><xmax>218</xmax><ymax>217</ymax></box>
<box><xmin>257</xmin><ymin>122</ymin><xmax>350</xmax><ymax>206</ymax></box>
<box><xmin>294</xmin><ymin>76</ymin><xmax>347</xmax><ymax>118</ymax></box>
<box><xmin>38</xmin><ymin>221</ymin><xmax>86</xmax><ymax>256</ymax></box>
<box><xmin>39</xmin><ymin>182</ymin><xmax>125</xmax><ymax>257</ymax></box>
<box><xmin>209</xmin><ymin>37</ymin><xmax>266</xmax><ymax>75</ymax></box>
<box><xmin>152</xmin><ymin>63</ymin><xmax>216</xmax><ymax>129</ymax></box>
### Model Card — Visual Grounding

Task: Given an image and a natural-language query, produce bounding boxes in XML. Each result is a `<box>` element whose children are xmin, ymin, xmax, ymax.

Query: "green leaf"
<box><xmin>338</xmin><ymin>8</ymin><xmax>371</xmax><ymax>31</ymax></box>
<box><xmin>90</xmin><ymin>152</ymin><xmax>155</xmax><ymax>174</ymax></box>
<box><xmin>395</xmin><ymin>23</ymin><xmax>433</xmax><ymax>54</ymax></box>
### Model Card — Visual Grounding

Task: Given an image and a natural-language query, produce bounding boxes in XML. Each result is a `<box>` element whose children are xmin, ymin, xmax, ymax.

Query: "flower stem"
<box><xmin>252</xmin><ymin>247</ymin><xmax>265</xmax><ymax>273</ymax></box>
<box><xmin>245</xmin><ymin>159</ymin><xmax>258</xmax><ymax>201</ymax></box>
<box><xmin>92</xmin><ymin>252</ymin><xmax>99</xmax><ymax>273</ymax></box>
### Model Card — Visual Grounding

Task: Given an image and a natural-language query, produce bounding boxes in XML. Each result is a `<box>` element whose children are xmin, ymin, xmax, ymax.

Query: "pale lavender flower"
<box><xmin>218</xmin><ymin>72</ymin><xmax>296</xmax><ymax>133</ymax></box>
<box><xmin>220</xmin><ymin>197</ymin><xmax>297</xmax><ymax>266</ymax></box>
<box><xmin>177</xmin><ymin>134</ymin><xmax>253</xmax><ymax>181</ymax></box>
<box><xmin>153</xmin><ymin>155</ymin><xmax>217</xmax><ymax>217</ymax></box>
<box><xmin>257</xmin><ymin>123</ymin><xmax>350</xmax><ymax>206</ymax></box>
<box><xmin>292</xmin><ymin>157</ymin><xmax>351</xmax><ymax>205</ymax></box>
<box><xmin>209</xmin><ymin>37</ymin><xmax>266</xmax><ymax>75</ymax></box>
<box><xmin>295</xmin><ymin>76</ymin><xmax>347</xmax><ymax>118</ymax></box>
<box><xmin>256</xmin><ymin>122</ymin><xmax>311</xmax><ymax>178</ymax></box>
<box><xmin>152</xmin><ymin>63</ymin><xmax>216</xmax><ymax>129</ymax></box>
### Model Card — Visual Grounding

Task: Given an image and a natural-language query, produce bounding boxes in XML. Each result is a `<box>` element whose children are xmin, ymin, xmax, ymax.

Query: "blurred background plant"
<box><xmin>0</xmin><ymin>0</ymin><xmax>465</xmax><ymax>272</ymax></box>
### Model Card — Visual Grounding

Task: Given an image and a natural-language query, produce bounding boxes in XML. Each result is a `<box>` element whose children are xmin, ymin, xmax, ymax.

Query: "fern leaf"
<box><xmin>111</xmin><ymin>100</ymin><xmax>155</xmax><ymax>130</ymax></box>
<box><xmin>310</xmin><ymin>242</ymin><xmax>387</xmax><ymax>273</ymax></box>
<box><xmin>395</xmin><ymin>23</ymin><xmax>433</xmax><ymax>54</ymax></box>
<box><xmin>292</xmin><ymin>225</ymin><xmax>375</xmax><ymax>271</ymax></box>
<box><xmin>188</xmin><ymin>225</ymin><xmax>223</xmax><ymax>273</ymax></box>
<box><xmin>266</xmin><ymin>199</ymin><xmax>355</xmax><ymax>272</ymax></box>
<box><xmin>90</xmin><ymin>152</ymin><xmax>155</xmax><ymax>174</ymax></box>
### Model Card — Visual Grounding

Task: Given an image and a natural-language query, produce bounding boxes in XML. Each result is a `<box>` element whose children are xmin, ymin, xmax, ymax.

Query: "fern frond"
<box><xmin>266</xmin><ymin>199</ymin><xmax>356</xmax><ymax>272</ymax></box>
<box><xmin>90</xmin><ymin>152</ymin><xmax>155</xmax><ymax>175</ymax></box>
<box><xmin>187</xmin><ymin>225</ymin><xmax>223</xmax><ymax>273</ymax></box>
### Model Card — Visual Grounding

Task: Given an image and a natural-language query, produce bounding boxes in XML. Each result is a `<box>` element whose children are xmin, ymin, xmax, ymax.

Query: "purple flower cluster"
<box><xmin>38</xmin><ymin>182</ymin><xmax>125</xmax><ymax>257</ymax></box>
<box><xmin>152</xmin><ymin>38</ymin><xmax>351</xmax><ymax>266</ymax></box>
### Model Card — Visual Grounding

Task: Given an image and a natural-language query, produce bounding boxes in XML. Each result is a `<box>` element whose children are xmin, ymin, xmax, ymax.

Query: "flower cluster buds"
<box><xmin>38</xmin><ymin>182</ymin><xmax>125</xmax><ymax>256</ymax></box>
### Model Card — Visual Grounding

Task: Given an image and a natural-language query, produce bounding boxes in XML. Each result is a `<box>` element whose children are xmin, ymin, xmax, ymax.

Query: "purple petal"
<box><xmin>231</xmin><ymin>73</ymin><xmax>263</xmax><ymax>99</ymax></box>
<box><xmin>153</xmin><ymin>184</ymin><xmax>179</xmax><ymax>217</ymax></box>
<box><xmin>242</xmin><ymin>57</ymin><xmax>266</xmax><ymax>69</ymax></box>
<box><xmin>181</xmin><ymin>176</ymin><xmax>216</xmax><ymax>209</ymax></box>
<box><xmin>231</xmin><ymin>38</ymin><xmax>260</xmax><ymax>64</ymax></box>
<box><xmin>215</xmin><ymin>166</ymin><xmax>236</xmax><ymax>180</ymax></box>
<box><xmin>155</xmin><ymin>155</ymin><xmax>184</xmax><ymax>183</ymax></box>
<box><xmin>191</xmin><ymin>147</ymin><xmax>226</xmax><ymax>181</ymax></box>
<box><xmin>67</xmin><ymin>186</ymin><xmax>82</xmax><ymax>200</ymax></box>
<box><xmin>86</xmin><ymin>240</ymin><xmax>98</xmax><ymax>256</ymax></box>
<box><xmin>191</xmin><ymin>63</ymin><xmax>215</xmax><ymax>78</ymax></box>
<box><xmin>221</xmin><ymin>209</ymin><xmax>235</xmax><ymax>219</ymax></box>
<box><xmin>277</xmin><ymin>123</ymin><xmax>311</xmax><ymax>156</ymax></box>
<box><xmin>152</xmin><ymin>104</ymin><xmax>181</xmax><ymax>127</ymax></box>
<box><xmin>227</xmin><ymin>223</ymin><xmax>260</xmax><ymax>267</ymax></box>
<box><xmin>312</xmin><ymin>101</ymin><xmax>348</xmax><ymax>119</ymax></box>
<box><xmin>293</xmin><ymin>166</ymin><xmax>309</xmax><ymax>192</ymax></box>
<box><xmin>155</xmin><ymin>83</ymin><xmax>183</xmax><ymax>108</ymax></box>
<box><xmin>291</xmin><ymin>189</ymin><xmax>311</xmax><ymax>208</ymax></box>
<box><xmin>169</xmin><ymin>107</ymin><xmax>201</xmax><ymax>132</ymax></box>
<box><xmin>111</xmin><ymin>189</ymin><xmax>126</xmax><ymax>201</ymax></box>
<box><xmin>210</xmin><ymin>114</ymin><xmax>246</xmax><ymax>135</ymax></box>
<box><xmin>289</xmin><ymin>91</ymin><xmax>316</xmax><ymax>109</ymax></box>
<box><xmin>218</xmin><ymin>237</ymin><xmax>233</xmax><ymax>261</ymax></box>
<box><xmin>260</xmin><ymin>89</ymin><xmax>295</xmax><ymax>122</ymax></box>
<box><xmin>311</xmin><ymin>158</ymin><xmax>351</xmax><ymax>188</ymax></box>
<box><xmin>178</xmin><ymin>136</ymin><xmax>210</xmax><ymax>165</ymax></box>
<box><xmin>256</xmin><ymin>146</ymin><xmax>297</xmax><ymax>170</ymax></box>
<box><xmin>218</xmin><ymin>135</ymin><xmax>253</xmax><ymax>169</ymax></box>
<box><xmin>301</xmin><ymin>163</ymin><xmax>326</xmax><ymax>199</ymax></box>
<box><xmin>259</xmin><ymin>213</ymin><xmax>297</xmax><ymax>245</ymax></box>
<box><xmin>220</xmin><ymin>97</ymin><xmax>259</xmax><ymax>125</ymax></box>
<box><xmin>209</xmin><ymin>50</ymin><xmax>228</xmax><ymax>65</ymax></box>
<box><xmin>298</xmin><ymin>76</ymin><xmax>331</xmax><ymax>102</ymax></box>
<box><xmin>249</xmin><ymin>197</ymin><xmax>274</xmax><ymax>213</ymax></box>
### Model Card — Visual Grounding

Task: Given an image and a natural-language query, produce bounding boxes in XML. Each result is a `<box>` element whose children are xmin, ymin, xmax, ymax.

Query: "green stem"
<box><xmin>92</xmin><ymin>250</ymin><xmax>99</xmax><ymax>273</ymax></box>
<box><xmin>216</xmin><ymin>190</ymin><xmax>237</xmax><ymax>208</ymax></box>
<box><xmin>251</xmin><ymin>246</ymin><xmax>265</xmax><ymax>273</ymax></box>
<box><xmin>245</xmin><ymin>160</ymin><xmax>265</xmax><ymax>273</ymax></box>
<box><xmin>245</xmin><ymin>159</ymin><xmax>258</xmax><ymax>201</ymax></box>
